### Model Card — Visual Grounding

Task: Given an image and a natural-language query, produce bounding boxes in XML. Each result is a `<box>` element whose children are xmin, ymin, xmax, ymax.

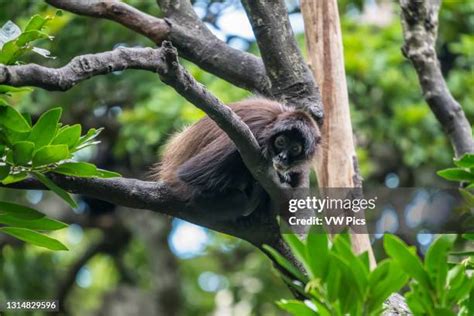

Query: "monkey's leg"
<box><xmin>194</xmin><ymin>186</ymin><xmax>263</xmax><ymax>220</ymax></box>
<box><xmin>242</xmin><ymin>183</ymin><xmax>265</xmax><ymax>216</ymax></box>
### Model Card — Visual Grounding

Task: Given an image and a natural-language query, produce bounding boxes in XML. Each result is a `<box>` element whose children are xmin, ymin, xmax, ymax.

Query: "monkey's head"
<box><xmin>262</xmin><ymin>110</ymin><xmax>320</xmax><ymax>174</ymax></box>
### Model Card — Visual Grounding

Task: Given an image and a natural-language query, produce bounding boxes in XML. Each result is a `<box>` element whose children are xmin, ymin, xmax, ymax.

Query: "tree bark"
<box><xmin>399</xmin><ymin>0</ymin><xmax>474</xmax><ymax>157</ymax></box>
<box><xmin>300</xmin><ymin>0</ymin><xmax>375</xmax><ymax>266</ymax></box>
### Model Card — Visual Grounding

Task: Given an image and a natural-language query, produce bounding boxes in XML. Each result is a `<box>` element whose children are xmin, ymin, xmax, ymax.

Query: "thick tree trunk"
<box><xmin>301</xmin><ymin>0</ymin><xmax>375</xmax><ymax>267</ymax></box>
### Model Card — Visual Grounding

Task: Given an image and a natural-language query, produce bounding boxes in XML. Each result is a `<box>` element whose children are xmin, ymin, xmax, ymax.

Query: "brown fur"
<box><xmin>152</xmin><ymin>98</ymin><xmax>287</xmax><ymax>182</ymax></box>
<box><xmin>151</xmin><ymin>98</ymin><xmax>319</xmax><ymax>209</ymax></box>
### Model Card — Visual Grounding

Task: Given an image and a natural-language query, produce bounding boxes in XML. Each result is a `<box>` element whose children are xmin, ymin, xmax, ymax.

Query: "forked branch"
<box><xmin>241</xmin><ymin>0</ymin><xmax>323</xmax><ymax>121</ymax></box>
<box><xmin>45</xmin><ymin>0</ymin><xmax>270</xmax><ymax>94</ymax></box>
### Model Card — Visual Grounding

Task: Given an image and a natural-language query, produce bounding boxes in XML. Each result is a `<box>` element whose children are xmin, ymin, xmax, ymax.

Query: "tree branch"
<box><xmin>156</xmin><ymin>0</ymin><xmax>271</xmax><ymax>94</ymax></box>
<box><xmin>0</xmin><ymin>47</ymin><xmax>165</xmax><ymax>91</ymax></box>
<box><xmin>45</xmin><ymin>0</ymin><xmax>270</xmax><ymax>94</ymax></box>
<box><xmin>400</xmin><ymin>0</ymin><xmax>474</xmax><ymax>157</ymax></box>
<box><xmin>241</xmin><ymin>0</ymin><xmax>323</xmax><ymax>121</ymax></box>
<box><xmin>46</xmin><ymin>0</ymin><xmax>169</xmax><ymax>43</ymax></box>
<box><xmin>1</xmin><ymin>40</ymin><xmax>283</xmax><ymax>245</ymax></box>
<box><xmin>3</xmin><ymin>173</ymin><xmax>283</xmax><ymax>245</ymax></box>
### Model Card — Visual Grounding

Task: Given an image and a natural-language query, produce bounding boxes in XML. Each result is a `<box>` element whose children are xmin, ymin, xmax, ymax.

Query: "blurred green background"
<box><xmin>0</xmin><ymin>0</ymin><xmax>472</xmax><ymax>315</ymax></box>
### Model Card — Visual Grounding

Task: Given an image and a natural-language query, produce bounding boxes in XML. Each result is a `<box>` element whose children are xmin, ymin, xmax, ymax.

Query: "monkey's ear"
<box><xmin>177</xmin><ymin>144</ymin><xmax>242</xmax><ymax>192</ymax></box>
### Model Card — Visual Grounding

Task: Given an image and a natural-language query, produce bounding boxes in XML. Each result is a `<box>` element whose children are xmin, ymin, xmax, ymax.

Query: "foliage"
<box><xmin>0</xmin><ymin>15</ymin><xmax>120</xmax><ymax>251</ymax></box>
<box><xmin>0</xmin><ymin>1</ymin><xmax>472</xmax><ymax>315</ymax></box>
<box><xmin>386</xmin><ymin>235</ymin><xmax>473</xmax><ymax>315</ymax></box>
<box><xmin>0</xmin><ymin>13</ymin><xmax>58</xmax><ymax>65</ymax></box>
<box><xmin>266</xmin><ymin>232</ymin><xmax>407</xmax><ymax>315</ymax></box>
<box><xmin>266</xmin><ymin>232</ymin><xmax>473</xmax><ymax>316</ymax></box>
<box><xmin>437</xmin><ymin>154</ymin><xmax>474</xmax><ymax>188</ymax></box>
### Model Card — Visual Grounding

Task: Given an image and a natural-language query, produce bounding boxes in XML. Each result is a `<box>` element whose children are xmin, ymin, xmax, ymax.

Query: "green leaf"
<box><xmin>0</xmin><ymin>201</ymin><xmax>44</xmax><ymax>219</ymax></box>
<box><xmin>358</xmin><ymin>251</ymin><xmax>370</xmax><ymax>272</ymax></box>
<box><xmin>0</xmin><ymin>128</ymin><xmax>30</xmax><ymax>146</ymax></box>
<box><xmin>333</xmin><ymin>234</ymin><xmax>369</xmax><ymax>292</ymax></box>
<box><xmin>76</xmin><ymin>127</ymin><xmax>103</xmax><ymax>148</ymax></box>
<box><xmin>283</xmin><ymin>233</ymin><xmax>308</xmax><ymax>271</ymax></box>
<box><xmin>0</xmin><ymin>105</ymin><xmax>31</xmax><ymax>132</ymax></box>
<box><xmin>450</xmin><ymin>250</ymin><xmax>474</xmax><ymax>256</ymax></box>
<box><xmin>432</xmin><ymin>308</ymin><xmax>456</xmax><ymax>316</ymax></box>
<box><xmin>279</xmin><ymin>274</ymin><xmax>309</xmax><ymax>299</ymax></box>
<box><xmin>53</xmin><ymin>161</ymin><xmax>97</xmax><ymax>177</ymax></box>
<box><xmin>384</xmin><ymin>234</ymin><xmax>432</xmax><ymax>291</ymax></box>
<box><xmin>276</xmin><ymin>300</ymin><xmax>316</xmax><ymax>316</ymax></box>
<box><xmin>21</xmin><ymin>112</ymin><xmax>32</xmax><ymax>126</ymax></box>
<box><xmin>326</xmin><ymin>253</ymin><xmax>344</xmax><ymax>302</ymax></box>
<box><xmin>0</xmin><ymin>85</ymin><xmax>33</xmax><ymax>95</ymax></box>
<box><xmin>28</xmin><ymin>107</ymin><xmax>62</xmax><ymax>148</ymax></box>
<box><xmin>16</xmin><ymin>30</ymin><xmax>49</xmax><ymax>46</ymax></box>
<box><xmin>447</xmin><ymin>274</ymin><xmax>472</xmax><ymax>307</ymax></box>
<box><xmin>262</xmin><ymin>245</ymin><xmax>308</xmax><ymax>283</ymax></box>
<box><xmin>447</xmin><ymin>264</ymin><xmax>465</xmax><ymax>289</ymax></box>
<box><xmin>52</xmin><ymin>124</ymin><xmax>81</xmax><ymax>149</ymax></box>
<box><xmin>367</xmin><ymin>260</ymin><xmax>409</xmax><ymax>311</ymax></box>
<box><xmin>0</xmin><ymin>40</ymin><xmax>25</xmax><ymax>64</ymax></box>
<box><xmin>53</xmin><ymin>162</ymin><xmax>121</xmax><ymax>178</ymax></box>
<box><xmin>95</xmin><ymin>169</ymin><xmax>121</xmax><ymax>178</ymax></box>
<box><xmin>24</xmin><ymin>15</ymin><xmax>50</xmax><ymax>32</ymax></box>
<box><xmin>12</xmin><ymin>141</ymin><xmax>35</xmax><ymax>165</ymax></box>
<box><xmin>0</xmin><ymin>227</ymin><xmax>67</xmax><ymax>250</ymax></box>
<box><xmin>405</xmin><ymin>291</ymin><xmax>426</xmax><ymax>314</ymax></box>
<box><xmin>437</xmin><ymin>168</ymin><xmax>474</xmax><ymax>182</ymax></box>
<box><xmin>454</xmin><ymin>154</ymin><xmax>474</xmax><ymax>168</ymax></box>
<box><xmin>326</xmin><ymin>253</ymin><xmax>362</xmax><ymax>310</ymax></box>
<box><xmin>32</xmin><ymin>144</ymin><xmax>69</xmax><ymax>167</ymax></box>
<box><xmin>425</xmin><ymin>235</ymin><xmax>456</xmax><ymax>295</ymax></box>
<box><xmin>0</xmin><ymin>214</ymin><xmax>67</xmax><ymax>230</ymax></box>
<box><xmin>312</xmin><ymin>300</ymin><xmax>332</xmax><ymax>316</ymax></box>
<box><xmin>306</xmin><ymin>229</ymin><xmax>329</xmax><ymax>279</ymax></box>
<box><xmin>462</xmin><ymin>233</ymin><xmax>474</xmax><ymax>241</ymax></box>
<box><xmin>1</xmin><ymin>172</ymin><xmax>28</xmax><ymax>184</ymax></box>
<box><xmin>31</xmin><ymin>171</ymin><xmax>77</xmax><ymax>208</ymax></box>
<box><xmin>0</xmin><ymin>165</ymin><xmax>11</xmax><ymax>180</ymax></box>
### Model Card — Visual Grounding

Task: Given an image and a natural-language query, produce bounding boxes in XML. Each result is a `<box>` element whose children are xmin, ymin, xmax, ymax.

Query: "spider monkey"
<box><xmin>152</xmin><ymin>98</ymin><xmax>320</xmax><ymax>220</ymax></box>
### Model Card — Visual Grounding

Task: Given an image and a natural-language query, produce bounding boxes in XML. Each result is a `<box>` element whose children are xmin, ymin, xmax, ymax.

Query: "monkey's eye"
<box><xmin>290</xmin><ymin>143</ymin><xmax>302</xmax><ymax>156</ymax></box>
<box><xmin>274</xmin><ymin>135</ymin><xmax>287</xmax><ymax>149</ymax></box>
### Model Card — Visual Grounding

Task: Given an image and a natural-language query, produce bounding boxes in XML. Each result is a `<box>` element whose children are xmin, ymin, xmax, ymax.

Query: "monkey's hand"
<box><xmin>307</xmin><ymin>104</ymin><xmax>324</xmax><ymax>125</ymax></box>
<box><xmin>277</xmin><ymin>171</ymin><xmax>303</xmax><ymax>188</ymax></box>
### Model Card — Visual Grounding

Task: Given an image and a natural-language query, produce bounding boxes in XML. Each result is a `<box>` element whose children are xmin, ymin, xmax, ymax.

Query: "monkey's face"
<box><xmin>270</xmin><ymin>131</ymin><xmax>306</xmax><ymax>173</ymax></box>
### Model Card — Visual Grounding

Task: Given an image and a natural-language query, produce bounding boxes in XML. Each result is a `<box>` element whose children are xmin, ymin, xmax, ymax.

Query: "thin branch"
<box><xmin>45</xmin><ymin>0</ymin><xmax>270</xmax><ymax>94</ymax></box>
<box><xmin>0</xmin><ymin>47</ymin><xmax>164</xmax><ymax>91</ymax></box>
<box><xmin>241</xmin><ymin>0</ymin><xmax>323</xmax><ymax>121</ymax></box>
<box><xmin>46</xmin><ymin>0</ymin><xmax>169</xmax><ymax>43</ymax></box>
<box><xmin>400</xmin><ymin>0</ymin><xmax>474</xmax><ymax>156</ymax></box>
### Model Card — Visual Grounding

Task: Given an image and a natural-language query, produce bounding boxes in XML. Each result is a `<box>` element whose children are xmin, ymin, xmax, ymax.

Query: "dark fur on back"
<box><xmin>152</xmin><ymin>98</ymin><xmax>319</xmax><ymax>201</ymax></box>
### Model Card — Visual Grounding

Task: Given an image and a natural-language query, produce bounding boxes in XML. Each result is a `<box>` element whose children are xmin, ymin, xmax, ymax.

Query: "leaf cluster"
<box><xmin>267</xmin><ymin>232</ymin><xmax>473</xmax><ymax>315</ymax></box>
